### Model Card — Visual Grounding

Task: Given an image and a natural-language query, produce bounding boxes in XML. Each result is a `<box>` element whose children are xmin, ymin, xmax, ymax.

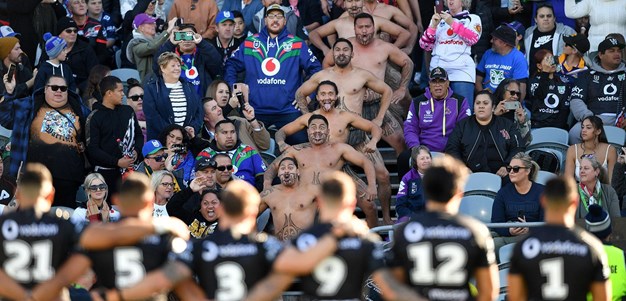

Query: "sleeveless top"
<box><xmin>574</xmin><ymin>144</ymin><xmax>609</xmax><ymax>181</ymax></box>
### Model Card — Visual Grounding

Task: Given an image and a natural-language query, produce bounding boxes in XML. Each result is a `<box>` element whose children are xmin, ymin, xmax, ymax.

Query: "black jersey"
<box><xmin>0</xmin><ymin>208</ymin><xmax>81</xmax><ymax>289</ymax></box>
<box><xmin>85</xmin><ymin>232</ymin><xmax>177</xmax><ymax>290</ymax></box>
<box><xmin>509</xmin><ymin>225</ymin><xmax>609</xmax><ymax>300</ymax></box>
<box><xmin>387</xmin><ymin>211</ymin><xmax>496</xmax><ymax>301</ymax></box>
<box><xmin>292</xmin><ymin>223</ymin><xmax>385</xmax><ymax>300</ymax></box>
<box><xmin>174</xmin><ymin>228</ymin><xmax>283</xmax><ymax>300</ymax></box>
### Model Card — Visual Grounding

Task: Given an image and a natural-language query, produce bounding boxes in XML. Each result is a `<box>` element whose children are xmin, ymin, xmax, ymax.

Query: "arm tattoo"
<box><xmin>296</xmin><ymin>91</ymin><xmax>309</xmax><ymax>113</ymax></box>
<box><xmin>260</xmin><ymin>187</ymin><xmax>275</xmax><ymax>198</ymax></box>
<box><xmin>399</xmin><ymin>59</ymin><xmax>414</xmax><ymax>88</ymax></box>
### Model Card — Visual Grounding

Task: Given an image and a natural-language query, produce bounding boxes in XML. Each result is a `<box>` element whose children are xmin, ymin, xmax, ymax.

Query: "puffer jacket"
<box><xmin>126</xmin><ymin>29</ymin><xmax>170</xmax><ymax>83</ymax></box>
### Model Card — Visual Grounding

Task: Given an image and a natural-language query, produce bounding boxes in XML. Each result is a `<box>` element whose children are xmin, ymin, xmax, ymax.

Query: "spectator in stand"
<box><xmin>0</xmin><ymin>156</ymin><xmax>16</xmax><ymax>205</ymax></box>
<box><xmin>507</xmin><ymin>21</ymin><xmax>525</xmax><ymax>54</ymax></box>
<box><xmin>56</xmin><ymin>18</ymin><xmax>98</xmax><ymax>93</ymax></box>
<box><xmin>213</xmin><ymin>152</ymin><xmax>235</xmax><ymax>187</ymax></box>
<box><xmin>612</xmin><ymin>149</ymin><xmax>626</xmax><ymax>213</ymax></box>
<box><xmin>126</xmin><ymin>78</ymin><xmax>147</xmax><ymax>141</ymax></box>
<box><xmin>221</xmin><ymin>0</ymin><xmax>264</xmax><ymax>35</ymax></box>
<box><xmin>154</xmin><ymin>23</ymin><xmax>223</xmax><ymax>98</ymax></box>
<box><xmin>445</xmin><ymin>90</ymin><xmax>524</xmax><ymax>178</ymax></box>
<box><xmin>0</xmin><ymin>35</ymin><xmax>37</xmax><ymax>98</ymax></box>
<box><xmin>60</xmin><ymin>0</ymin><xmax>110</xmax><ymax>66</ymax></box>
<box><xmin>232</xmin><ymin>10</ymin><xmax>247</xmax><ymax>39</ymax></box>
<box><xmin>34</xmin><ymin>33</ymin><xmax>77</xmax><ymax>93</ymax></box>
<box><xmin>475</xmin><ymin>25</ymin><xmax>529</xmax><ymax>98</ymax></box>
<box><xmin>143</xmin><ymin>51</ymin><xmax>203</xmax><ymax>140</ymax></box>
<box><xmin>557</xmin><ymin>33</ymin><xmax>590</xmax><ymax>81</ymax></box>
<box><xmin>419</xmin><ymin>0</ymin><xmax>482</xmax><ymax>106</ymax></box>
<box><xmin>71</xmin><ymin>172</ymin><xmax>120</xmax><ymax>223</ymax></box>
<box><xmin>168</xmin><ymin>0</ymin><xmax>219</xmax><ymax>39</ymax></box>
<box><xmin>252</xmin><ymin>0</ymin><xmax>308</xmax><ymax>40</ymax></box>
<box><xmin>81</xmin><ymin>65</ymin><xmax>110</xmax><ymax>109</ymax></box>
<box><xmin>565</xmin><ymin>0</ymin><xmax>626</xmax><ymax>53</ymax></box>
<box><xmin>210</xmin><ymin>11</ymin><xmax>245</xmax><ymax>66</ymax></box>
<box><xmin>158</xmin><ymin>124</ymin><xmax>195</xmax><ymax>185</ymax></box>
<box><xmin>565</xmin><ymin>115</ymin><xmax>617</xmax><ymax>183</ymax></box>
<box><xmin>606</xmin><ymin>33</ymin><xmax>626</xmax><ymax>65</ymax></box>
<box><xmin>493</xmin><ymin>78</ymin><xmax>531</xmax><ymax>146</ymax></box>
<box><xmin>395</xmin><ymin>145</ymin><xmax>430</xmax><ymax>221</ymax></box>
<box><xmin>119</xmin><ymin>0</ymin><xmax>167</xmax><ymax>68</ymax></box>
<box><xmin>135</xmin><ymin>139</ymin><xmax>167</xmax><ymax>177</ymax></box>
<box><xmin>576</xmin><ymin>156</ymin><xmax>621</xmax><ymax>218</ymax></box>
<box><xmin>398</xmin><ymin>67</ymin><xmax>470</xmax><ymax>177</ymax></box>
<box><xmin>205</xmin><ymin>80</ymin><xmax>245</xmax><ymax>117</ymax></box>
<box><xmin>569</xmin><ymin>37</ymin><xmax>625</xmax><ymax>143</ymax></box>
<box><xmin>0</xmin><ymin>75</ymin><xmax>90</xmax><ymax>208</ymax></box>
<box><xmin>87</xmin><ymin>0</ymin><xmax>117</xmax><ymax>48</ymax></box>
<box><xmin>523</xmin><ymin>3</ymin><xmax>575</xmax><ymax>69</ymax></box>
<box><xmin>527</xmin><ymin>49</ymin><xmax>571</xmax><ymax>130</ymax></box>
<box><xmin>127</xmin><ymin>14</ymin><xmax>177</xmax><ymax>82</ymax></box>
<box><xmin>490</xmin><ymin>152</ymin><xmax>544</xmax><ymax>252</ymax></box>
<box><xmin>487</xmin><ymin>0</ymin><xmax>532</xmax><ymax>29</ymax></box>
<box><xmin>0</xmin><ymin>0</ymin><xmax>53</xmax><ymax>67</ymax></box>
<box><xmin>85</xmin><ymin>76</ymin><xmax>143</xmax><ymax>199</ymax></box>
<box><xmin>150</xmin><ymin>170</ymin><xmax>175</xmax><ymax>216</ymax></box>
<box><xmin>282</xmin><ymin>0</ymin><xmax>324</xmax><ymax>32</ymax></box>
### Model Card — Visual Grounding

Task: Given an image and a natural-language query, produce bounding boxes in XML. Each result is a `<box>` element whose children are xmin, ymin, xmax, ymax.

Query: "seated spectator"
<box><xmin>56</xmin><ymin>18</ymin><xmax>98</xmax><ymax>93</ymax></box>
<box><xmin>151</xmin><ymin>170</ymin><xmax>176</xmax><ymax>216</ymax></box>
<box><xmin>205</xmin><ymin>79</ymin><xmax>244</xmax><ymax>117</ymax></box>
<box><xmin>81</xmin><ymin>65</ymin><xmax>110</xmax><ymax>109</ymax></box>
<box><xmin>507</xmin><ymin>21</ymin><xmax>526</xmax><ymax>54</ymax></box>
<box><xmin>565</xmin><ymin>0</ymin><xmax>626</xmax><ymax>53</ymax></box>
<box><xmin>210</xmin><ymin>11</ymin><xmax>246</xmax><ymax>66</ymax></box>
<box><xmin>143</xmin><ymin>51</ymin><xmax>203</xmax><ymax>140</ymax></box>
<box><xmin>523</xmin><ymin>3</ymin><xmax>575</xmax><ymax>69</ymax></box>
<box><xmin>127</xmin><ymin>14</ymin><xmax>177</xmax><ymax>83</ymax></box>
<box><xmin>493</xmin><ymin>78</ymin><xmax>531</xmax><ymax>146</ymax></box>
<box><xmin>61</xmin><ymin>0</ymin><xmax>109</xmax><ymax>65</ymax></box>
<box><xmin>0</xmin><ymin>35</ymin><xmax>36</xmax><ymax>98</ymax></box>
<box><xmin>213</xmin><ymin>152</ymin><xmax>235</xmax><ymax>187</ymax></box>
<box><xmin>612</xmin><ymin>149</ymin><xmax>626</xmax><ymax>213</ymax></box>
<box><xmin>135</xmin><ymin>139</ymin><xmax>167</xmax><ymax>177</ymax></box>
<box><xmin>557</xmin><ymin>33</ymin><xmax>590</xmax><ymax>81</ymax></box>
<box><xmin>158</xmin><ymin>124</ymin><xmax>195</xmax><ymax>185</ymax></box>
<box><xmin>34</xmin><ymin>33</ymin><xmax>77</xmax><ymax>93</ymax></box>
<box><xmin>71</xmin><ymin>173</ymin><xmax>120</xmax><ymax>223</ymax></box>
<box><xmin>576</xmin><ymin>156</ymin><xmax>621</xmax><ymax>218</ymax></box>
<box><xmin>0</xmin><ymin>156</ymin><xmax>16</xmax><ymax>205</ymax></box>
<box><xmin>222</xmin><ymin>0</ymin><xmax>264</xmax><ymax>35</ymax></box>
<box><xmin>490</xmin><ymin>152</ymin><xmax>544</xmax><ymax>251</ymax></box>
<box><xmin>232</xmin><ymin>10</ymin><xmax>247</xmax><ymax>39</ymax></box>
<box><xmin>527</xmin><ymin>49</ymin><xmax>571</xmax><ymax>130</ymax></box>
<box><xmin>87</xmin><ymin>0</ymin><xmax>117</xmax><ymax>48</ymax></box>
<box><xmin>445</xmin><ymin>90</ymin><xmax>524</xmax><ymax>178</ymax></box>
<box><xmin>126</xmin><ymin>78</ymin><xmax>147</xmax><ymax>141</ymax></box>
<box><xmin>395</xmin><ymin>145</ymin><xmax>430</xmax><ymax>221</ymax></box>
<box><xmin>565</xmin><ymin>116</ymin><xmax>617</xmax><ymax>183</ymax></box>
<box><xmin>168</xmin><ymin>0</ymin><xmax>219</xmax><ymax>39</ymax></box>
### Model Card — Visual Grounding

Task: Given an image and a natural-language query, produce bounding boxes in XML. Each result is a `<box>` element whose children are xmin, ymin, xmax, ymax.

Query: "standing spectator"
<box><xmin>71</xmin><ymin>172</ymin><xmax>120</xmax><ymax>223</ymax></box>
<box><xmin>34</xmin><ymin>33</ymin><xmax>77</xmax><ymax>93</ymax></box>
<box><xmin>528</xmin><ymin>49</ymin><xmax>571</xmax><ymax>130</ymax></box>
<box><xmin>612</xmin><ymin>148</ymin><xmax>626</xmax><ymax>213</ymax></box>
<box><xmin>60</xmin><ymin>0</ymin><xmax>109</xmax><ymax>65</ymax></box>
<box><xmin>252</xmin><ymin>0</ymin><xmax>308</xmax><ymax>40</ymax></box>
<box><xmin>419</xmin><ymin>0</ymin><xmax>482</xmax><ymax>106</ymax></box>
<box><xmin>225</xmin><ymin>4</ymin><xmax>321</xmax><ymax>144</ymax></box>
<box><xmin>565</xmin><ymin>116</ymin><xmax>616</xmax><ymax>183</ymax></box>
<box><xmin>232</xmin><ymin>10</ymin><xmax>247</xmax><ymax>39</ymax></box>
<box><xmin>475</xmin><ymin>25</ymin><xmax>529</xmax><ymax>98</ymax></box>
<box><xmin>576</xmin><ymin>156</ymin><xmax>621</xmax><ymax>218</ymax></box>
<box><xmin>168</xmin><ymin>0</ymin><xmax>219</xmax><ymax>39</ymax></box>
<box><xmin>0</xmin><ymin>36</ymin><xmax>36</xmax><ymax>98</ymax></box>
<box><xmin>85</xmin><ymin>76</ymin><xmax>143</xmax><ymax>199</ymax></box>
<box><xmin>493</xmin><ymin>78</ymin><xmax>531</xmax><ymax>146</ymax></box>
<box><xmin>0</xmin><ymin>0</ymin><xmax>48</xmax><ymax>67</ymax></box>
<box><xmin>205</xmin><ymin>79</ymin><xmax>241</xmax><ymax>117</ymax></box>
<box><xmin>221</xmin><ymin>0</ymin><xmax>264</xmax><ymax>35</ymax></box>
<box><xmin>143</xmin><ymin>51</ymin><xmax>203</xmax><ymax>140</ymax></box>
<box><xmin>81</xmin><ymin>64</ymin><xmax>110</xmax><ymax>109</ymax></box>
<box><xmin>569</xmin><ymin>37</ymin><xmax>625</xmax><ymax>143</ymax></box>
<box><xmin>87</xmin><ymin>0</ymin><xmax>117</xmax><ymax>48</ymax></box>
<box><xmin>282</xmin><ymin>0</ymin><xmax>324</xmax><ymax>32</ymax></box>
<box><xmin>150</xmin><ymin>170</ymin><xmax>175</xmax><ymax>216</ymax></box>
<box><xmin>127</xmin><ymin>14</ymin><xmax>177</xmax><ymax>82</ymax></box>
<box><xmin>523</xmin><ymin>3</ymin><xmax>575</xmax><ymax>69</ymax></box>
<box><xmin>395</xmin><ymin>145</ymin><xmax>430</xmax><ymax>221</ymax></box>
<box><xmin>209</xmin><ymin>11</ymin><xmax>245</xmax><ymax>65</ymax></box>
<box><xmin>557</xmin><ymin>33</ymin><xmax>590</xmax><ymax>81</ymax></box>
<box><xmin>565</xmin><ymin>0</ymin><xmax>626</xmax><ymax>53</ymax></box>
<box><xmin>56</xmin><ymin>18</ymin><xmax>98</xmax><ymax>93</ymax></box>
<box><xmin>0</xmin><ymin>75</ymin><xmax>90</xmax><ymax>208</ymax></box>
<box><xmin>126</xmin><ymin>78</ymin><xmax>147</xmax><ymax>141</ymax></box>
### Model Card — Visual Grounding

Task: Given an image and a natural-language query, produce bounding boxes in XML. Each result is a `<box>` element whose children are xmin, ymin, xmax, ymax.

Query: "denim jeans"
<box><xmin>450</xmin><ymin>81</ymin><xmax>475</xmax><ymax>111</ymax></box>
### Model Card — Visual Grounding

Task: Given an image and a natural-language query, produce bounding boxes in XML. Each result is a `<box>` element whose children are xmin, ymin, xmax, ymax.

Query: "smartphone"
<box><xmin>517</xmin><ymin>210</ymin><xmax>525</xmax><ymax>220</ymax></box>
<box><xmin>236</xmin><ymin>91</ymin><xmax>245</xmax><ymax>108</ymax></box>
<box><xmin>6</xmin><ymin>64</ymin><xmax>15</xmax><ymax>83</ymax></box>
<box><xmin>504</xmin><ymin>101</ymin><xmax>520</xmax><ymax>110</ymax></box>
<box><xmin>434</xmin><ymin>0</ymin><xmax>444</xmax><ymax>13</ymax></box>
<box><xmin>174</xmin><ymin>31</ymin><xmax>193</xmax><ymax>41</ymax></box>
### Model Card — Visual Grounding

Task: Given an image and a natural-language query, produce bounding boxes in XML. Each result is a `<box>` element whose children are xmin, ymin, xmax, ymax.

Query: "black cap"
<box><xmin>563</xmin><ymin>34</ymin><xmax>590</xmax><ymax>54</ymax></box>
<box><xmin>55</xmin><ymin>17</ymin><xmax>78</xmax><ymax>36</ymax></box>
<box><xmin>491</xmin><ymin>25</ymin><xmax>517</xmax><ymax>47</ymax></box>
<box><xmin>195</xmin><ymin>156</ymin><xmax>217</xmax><ymax>171</ymax></box>
<box><xmin>429</xmin><ymin>67</ymin><xmax>448</xmax><ymax>81</ymax></box>
<box><xmin>598</xmin><ymin>37</ymin><xmax>625</xmax><ymax>53</ymax></box>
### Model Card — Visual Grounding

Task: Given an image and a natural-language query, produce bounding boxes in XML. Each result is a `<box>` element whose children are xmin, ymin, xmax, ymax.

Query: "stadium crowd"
<box><xmin>0</xmin><ymin>0</ymin><xmax>625</xmax><ymax>299</ymax></box>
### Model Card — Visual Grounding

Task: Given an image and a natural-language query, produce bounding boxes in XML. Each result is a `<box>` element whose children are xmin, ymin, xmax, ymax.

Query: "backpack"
<box><xmin>528</xmin><ymin>149</ymin><xmax>560</xmax><ymax>174</ymax></box>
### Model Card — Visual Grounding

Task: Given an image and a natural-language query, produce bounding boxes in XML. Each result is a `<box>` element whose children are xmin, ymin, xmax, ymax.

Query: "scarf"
<box><xmin>86</xmin><ymin>198</ymin><xmax>111</xmax><ymax>223</ymax></box>
<box><xmin>579</xmin><ymin>179</ymin><xmax>604</xmax><ymax>211</ymax></box>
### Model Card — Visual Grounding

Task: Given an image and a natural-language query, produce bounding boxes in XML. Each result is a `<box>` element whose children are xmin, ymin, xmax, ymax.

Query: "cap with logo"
<box><xmin>133</xmin><ymin>13</ymin><xmax>157</xmax><ymax>29</ymax></box>
<box><xmin>142</xmin><ymin>139</ymin><xmax>166</xmax><ymax>157</ymax></box>
<box><xmin>216</xmin><ymin>11</ymin><xmax>235</xmax><ymax>24</ymax></box>
<box><xmin>598</xmin><ymin>37</ymin><xmax>625</xmax><ymax>53</ymax></box>
<box><xmin>506</xmin><ymin>21</ymin><xmax>525</xmax><ymax>37</ymax></box>
<box><xmin>195</xmin><ymin>156</ymin><xmax>218</xmax><ymax>171</ymax></box>
<box><xmin>265</xmin><ymin>4</ymin><xmax>285</xmax><ymax>17</ymax></box>
<box><xmin>563</xmin><ymin>34</ymin><xmax>590</xmax><ymax>54</ymax></box>
<box><xmin>429</xmin><ymin>67</ymin><xmax>448</xmax><ymax>81</ymax></box>
<box><xmin>491</xmin><ymin>25</ymin><xmax>517</xmax><ymax>48</ymax></box>
<box><xmin>0</xmin><ymin>26</ymin><xmax>20</xmax><ymax>38</ymax></box>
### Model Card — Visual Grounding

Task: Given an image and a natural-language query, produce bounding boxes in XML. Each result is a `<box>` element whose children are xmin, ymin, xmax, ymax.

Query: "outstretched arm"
<box><xmin>295</xmin><ymin>75</ymin><xmax>321</xmax><ymax>113</ymax></box>
<box><xmin>275</xmin><ymin>114</ymin><xmax>309</xmax><ymax>152</ymax></box>
<box><xmin>308</xmin><ymin>21</ymin><xmax>338</xmax><ymax>55</ymax></box>
<box><xmin>116</xmin><ymin>261</ymin><xmax>194</xmax><ymax>300</ymax></box>
<box><xmin>244</xmin><ymin>272</ymin><xmax>295</xmax><ymax>301</ymax></box>
<box><xmin>387</xmin><ymin>46</ymin><xmax>414</xmax><ymax>104</ymax></box>
<box><xmin>365</xmin><ymin>71</ymin><xmax>393</xmax><ymax>127</ymax></box>
<box><xmin>32</xmin><ymin>254</ymin><xmax>91</xmax><ymax>301</ymax></box>
<box><xmin>349</xmin><ymin>113</ymin><xmax>382</xmax><ymax>153</ymax></box>
<box><xmin>341</xmin><ymin>144</ymin><xmax>377</xmax><ymax>201</ymax></box>
<box><xmin>379</xmin><ymin>19</ymin><xmax>412</xmax><ymax>54</ymax></box>
<box><xmin>372</xmin><ymin>268</ymin><xmax>426</xmax><ymax>301</ymax></box>
<box><xmin>0</xmin><ymin>269</ymin><xmax>28</xmax><ymax>300</ymax></box>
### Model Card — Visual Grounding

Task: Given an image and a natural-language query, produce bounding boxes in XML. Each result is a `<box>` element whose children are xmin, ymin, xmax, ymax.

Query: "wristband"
<box><xmin>247</xmin><ymin>117</ymin><xmax>256</xmax><ymax>123</ymax></box>
<box><xmin>152</xmin><ymin>218</ymin><xmax>168</xmax><ymax>235</ymax></box>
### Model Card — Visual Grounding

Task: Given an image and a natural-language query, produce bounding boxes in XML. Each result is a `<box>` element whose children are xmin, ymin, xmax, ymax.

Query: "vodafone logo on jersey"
<box><xmin>261</xmin><ymin>57</ymin><xmax>281</xmax><ymax>76</ymax></box>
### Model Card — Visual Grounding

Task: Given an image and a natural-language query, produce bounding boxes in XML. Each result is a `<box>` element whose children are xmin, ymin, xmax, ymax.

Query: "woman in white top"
<box><xmin>151</xmin><ymin>170</ymin><xmax>175</xmax><ymax>217</ymax></box>
<box><xmin>565</xmin><ymin>115</ymin><xmax>617</xmax><ymax>183</ymax></box>
<box><xmin>71</xmin><ymin>173</ymin><xmax>120</xmax><ymax>223</ymax></box>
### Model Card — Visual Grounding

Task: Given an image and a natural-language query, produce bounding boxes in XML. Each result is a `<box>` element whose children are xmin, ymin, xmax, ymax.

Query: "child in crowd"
<box><xmin>34</xmin><ymin>32</ymin><xmax>77</xmax><ymax>93</ymax></box>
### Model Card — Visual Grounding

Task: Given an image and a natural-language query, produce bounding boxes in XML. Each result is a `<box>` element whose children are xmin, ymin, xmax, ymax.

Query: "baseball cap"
<box><xmin>506</xmin><ymin>21</ymin><xmax>524</xmax><ymax>37</ymax></box>
<box><xmin>584</xmin><ymin>204</ymin><xmax>612</xmax><ymax>240</ymax></box>
<box><xmin>598</xmin><ymin>37</ymin><xmax>625</xmax><ymax>53</ymax></box>
<box><xmin>216</xmin><ymin>11</ymin><xmax>235</xmax><ymax>24</ymax></box>
<box><xmin>195</xmin><ymin>156</ymin><xmax>218</xmax><ymax>171</ymax></box>
<box><xmin>265</xmin><ymin>4</ymin><xmax>285</xmax><ymax>17</ymax></box>
<box><xmin>491</xmin><ymin>25</ymin><xmax>517</xmax><ymax>48</ymax></box>
<box><xmin>429</xmin><ymin>67</ymin><xmax>448</xmax><ymax>81</ymax></box>
<box><xmin>142</xmin><ymin>139</ymin><xmax>165</xmax><ymax>157</ymax></box>
<box><xmin>133</xmin><ymin>13</ymin><xmax>157</xmax><ymax>29</ymax></box>
<box><xmin>563</xmin><ymin>34</ymin><xmax>590</xmax><ymax>54</ymax></box>
<box><xmin>0</xmin><ymin>26</ymin><xmax>19</xmax><ymax>38</ymax></box>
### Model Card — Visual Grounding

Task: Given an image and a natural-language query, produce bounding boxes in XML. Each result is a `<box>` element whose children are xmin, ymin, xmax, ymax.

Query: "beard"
<box><xmin>334</xmin><ymin>55</ymin><xmax>350</xmax><ymax>68</ymax></box>
<box><xmin>279</xmin><ymin>172</ymin><xmax>298</xmax><ymax>186</ymax></box>
<box><xmin>356</xmin><ymin>33</ymin><xmax>374</xmax><ymax>45</ymax></box>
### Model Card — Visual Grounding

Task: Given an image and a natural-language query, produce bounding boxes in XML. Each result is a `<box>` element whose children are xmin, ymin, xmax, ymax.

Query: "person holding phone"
<box><xmin>0</xmin><ymin>36</ymin><xmax>37</xmax><ymax>98</ymax></box>
<box><xmin>493</xmin><ymin>78</ymin><xmax>531</xmax><ymax>146</ymax></box>
<box><xmin>127</xmin><ymin>14</ymin><xmax>178</xmax><ymax>83</ymax></box>
<box><xmin>527</xmin><ymin>49</ymin><xmax>571</xmax><ymax>130</ymax></box>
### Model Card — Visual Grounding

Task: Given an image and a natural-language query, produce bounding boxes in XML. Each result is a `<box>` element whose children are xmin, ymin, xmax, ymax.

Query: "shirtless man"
<box><xmin>263</xmin><ymin>114</ymin><xmax>379</xmax><ymax>227</ymax></box>
<box><xmin>309</xmin><ymin>0</ymin><xmax>413</xmax><ymax>55</ymax></box>
<box><xmin>281</xmin><ymin>79</ymin><xmax>393</xmax><ymax>225</ymax></box>
<box><xmin>260</xmin><ymin>157</ymin><xmax>318</xmax><ymax>241</ymax></box>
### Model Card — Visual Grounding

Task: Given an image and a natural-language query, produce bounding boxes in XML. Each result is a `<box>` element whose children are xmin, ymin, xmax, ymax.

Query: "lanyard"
<box><xmin>430</xmin><ymin>91</ymin><xmax>449</xmax><ymax>136</ymax></box>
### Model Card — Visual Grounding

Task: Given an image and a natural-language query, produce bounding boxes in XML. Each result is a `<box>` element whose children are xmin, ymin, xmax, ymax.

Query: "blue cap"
<box><xmin>142</xmin><ymin>139</ymin><xmax>165</xmax><ymax>157</ymax></box>
<box><xmin>216</xmin><ymin>11</ymin><xmax>235</xmax><ymax>24</ymax></box>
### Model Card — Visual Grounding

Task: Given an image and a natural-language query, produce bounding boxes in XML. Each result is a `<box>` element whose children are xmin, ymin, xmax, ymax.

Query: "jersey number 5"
<box><xmin>407</xmin><ymin>242</ymin><xmax>467</xmax><ymax>285</ymax></box>
<box><xmin>114</xmin><ymin>248</ymin><xmax>146</xmax><ymax>288</ymax></box>
<box><xmin>3</xmin><ymin>240</ymin><xmax>54</xmax><ymax>282</ymax></box>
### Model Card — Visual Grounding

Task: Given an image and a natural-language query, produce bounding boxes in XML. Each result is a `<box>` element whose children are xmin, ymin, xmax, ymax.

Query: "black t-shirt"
<box><xmin>0</xmin><ymin>208</ymin><xmax>81</xmax><ymax>289</ymax></box>
<box><xmin>387</xmin><ymin>211</ymin><xmax>496</xmax><ymax>301</ymax></box>
<box><xmin>85</xmin><ymin>233</ymin><xmax>176</xmax><ymax>290</ymax></box>
<box><xmin>292</xmin><ymin>223</ymin><xmax>385</xmax><ymax>299</ymax></box>
<box><xmin>174</xmin><ymin>228</ymin><xmax>283</xmax><ymax>299</ymax></box>
<box><xmin>509</xmin><ymin>225</ymin><xmax>609</xmax><ymax>300</ymax></box>
<box><xmin>529</xmin><ymin>27</ymin><xmax>556</xmax><ymax>70</ymax></box>
<box><xmin>528</xmin><ymin>73</ymin><xmax>571</xmax><ymax>129</ymax></box>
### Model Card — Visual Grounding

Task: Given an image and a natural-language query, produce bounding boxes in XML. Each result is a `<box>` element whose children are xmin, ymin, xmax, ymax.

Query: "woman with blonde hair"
<box><xmin>151</xmin><ymin>170</ymin><xmax>176</xmax><ymax>217</ymax></box>
<box><xmin>71</xmin><ymin>173</ymin><xmax>120</xmax><ymax>223</ymax></box>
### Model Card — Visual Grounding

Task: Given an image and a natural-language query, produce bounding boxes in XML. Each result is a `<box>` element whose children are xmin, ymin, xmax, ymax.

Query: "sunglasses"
<box><xmin>129</xmin><ymin>94</ymin><xmax>144</xmax><ymax>101</ymax></box>
<box><xmin>266</xmin><ymin>14</ymin><xmax>285</xmax><ymax>20</ymax></box>
<box><xmin>506</xmin><ymin>166</ymin><xmax>529</xmax><ymax>173</ymax></box>
<box><xmin>149</xmin><ymin>154</ymin><xmax>167</xmax><ymax>162</ymax></box>
<box><xmin>88</xmin><ymin>184</ymin><xmax>108</xmax><ymax>191</ymax></box>
<box><xmin>506</xmin><ymin>90</ymin><xmax>521</xmax><ymax>96</ymax></box>
<box><xmin>216</xmin><ymin>165</ymin><xmax>233</xmax><ymax>171</ymax></box>
<box><xmin>160</xmin><ymin>182</ymin><xmax>175</xmax><ymax>188</ymax></box>
<box><xmin>64</xmin><ymin>28</ymin><xmax>78</xmax><ymax>34</ymax></box>
<box><xmin>47</xmin><ymin>85</ymin><xmax>68</xmax><ymax>92</ymax></box>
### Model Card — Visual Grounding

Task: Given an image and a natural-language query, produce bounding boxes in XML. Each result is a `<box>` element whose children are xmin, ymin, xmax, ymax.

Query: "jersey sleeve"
<box><xmin>366</xmin><ymin>241</ymin><xmax>386</xmax><ymax>274</ymax></box>
<box><xmin>472</xmin><ymin>223</ymin><xmax>497</xmax><ymax>267</ymax></box>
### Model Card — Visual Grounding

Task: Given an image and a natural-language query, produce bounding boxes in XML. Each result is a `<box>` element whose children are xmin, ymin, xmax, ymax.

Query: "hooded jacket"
<box><xmin>126</xmin><ymin>29</ymin><xmax>170</xmax><ymax>83</ymax></box>
<box><xmin>34</xmin><ymin>61</ymin><xmax>78</xmax><ymax>94</ymax></box>
<box><xmin>224</xmin><ymin>27</ymin><xmax>321</xmax><ymax>115</ymax></box>
<box><xmin>66</xmin><ymin>39</ymin><xmax>98</xmax><ymax>90</ymax></box>
<box><xmin>523</xmin><ymin>22</ymin><xmax>576</xmax><ymax>63</ymax></box>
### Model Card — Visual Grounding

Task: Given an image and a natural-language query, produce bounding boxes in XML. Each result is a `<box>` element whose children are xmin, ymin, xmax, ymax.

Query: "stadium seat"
<box><xmin>110</xmin><ymin>68</ymin><xmax>141</xmax><ymax>84</ymax></box>
<box><xmin>527</xmin><ymin>147</ymin><xmax>565</xmax><ymax>173</ymax></box>
<box><xmin>499</xmin><ymin>243</ymin><xmax>515</xmax><ymax>265</ymax></box>
<box><xmin>459</xmin><ymin>195</ymin><xmax>494</xmax><ymax>224</ymax></box>
<box><xmin>603</xmin><ymin>126</ymin><xmax>625</xmax><ymax>150</ymax></box>
<box><xmin>534</xmin><ymin>170</ymin><xmax>557</xmax><ymax>185</ymax></box>
<box><xmin>464</xmin><ymin>172</ymin><xmax>501</xmax><ymax>198</ymax></box>
<box><xmin>498</xmin><ymin>267</ymin><xmax>509</xmax><ymax>295</ymax></box>
<box><xmin>530</xmin><ymin>127</ymin><xmax>569</xmax><ymax>146</ymax></box>
<box><xmin>115</xmin><ymin>49</ymin><xmax>122</xmax><ymax>69</ymax></box>
<box><xmin>431</xmin><ymin>151</ymin><xmax>444</xmax><ymax>159</ymax></box>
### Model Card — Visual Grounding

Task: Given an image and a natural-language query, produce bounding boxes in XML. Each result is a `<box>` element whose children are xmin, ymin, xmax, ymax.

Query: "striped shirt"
<box><xmin>166</xmin><ymin>81</ymin><xmax>187</xmax><ymax>126</ymax></box>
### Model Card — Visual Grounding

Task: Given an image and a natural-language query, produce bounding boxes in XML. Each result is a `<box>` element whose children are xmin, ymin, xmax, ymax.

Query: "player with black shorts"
<box><xmin>508</xmin><ymin>176</ymin><xmax>611</xmax><ymax>301</ymax></box>
<box><xmin>375</xmin><ymin>156</ymin><xmax>499</xmax><ymax>301</ymax></box>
